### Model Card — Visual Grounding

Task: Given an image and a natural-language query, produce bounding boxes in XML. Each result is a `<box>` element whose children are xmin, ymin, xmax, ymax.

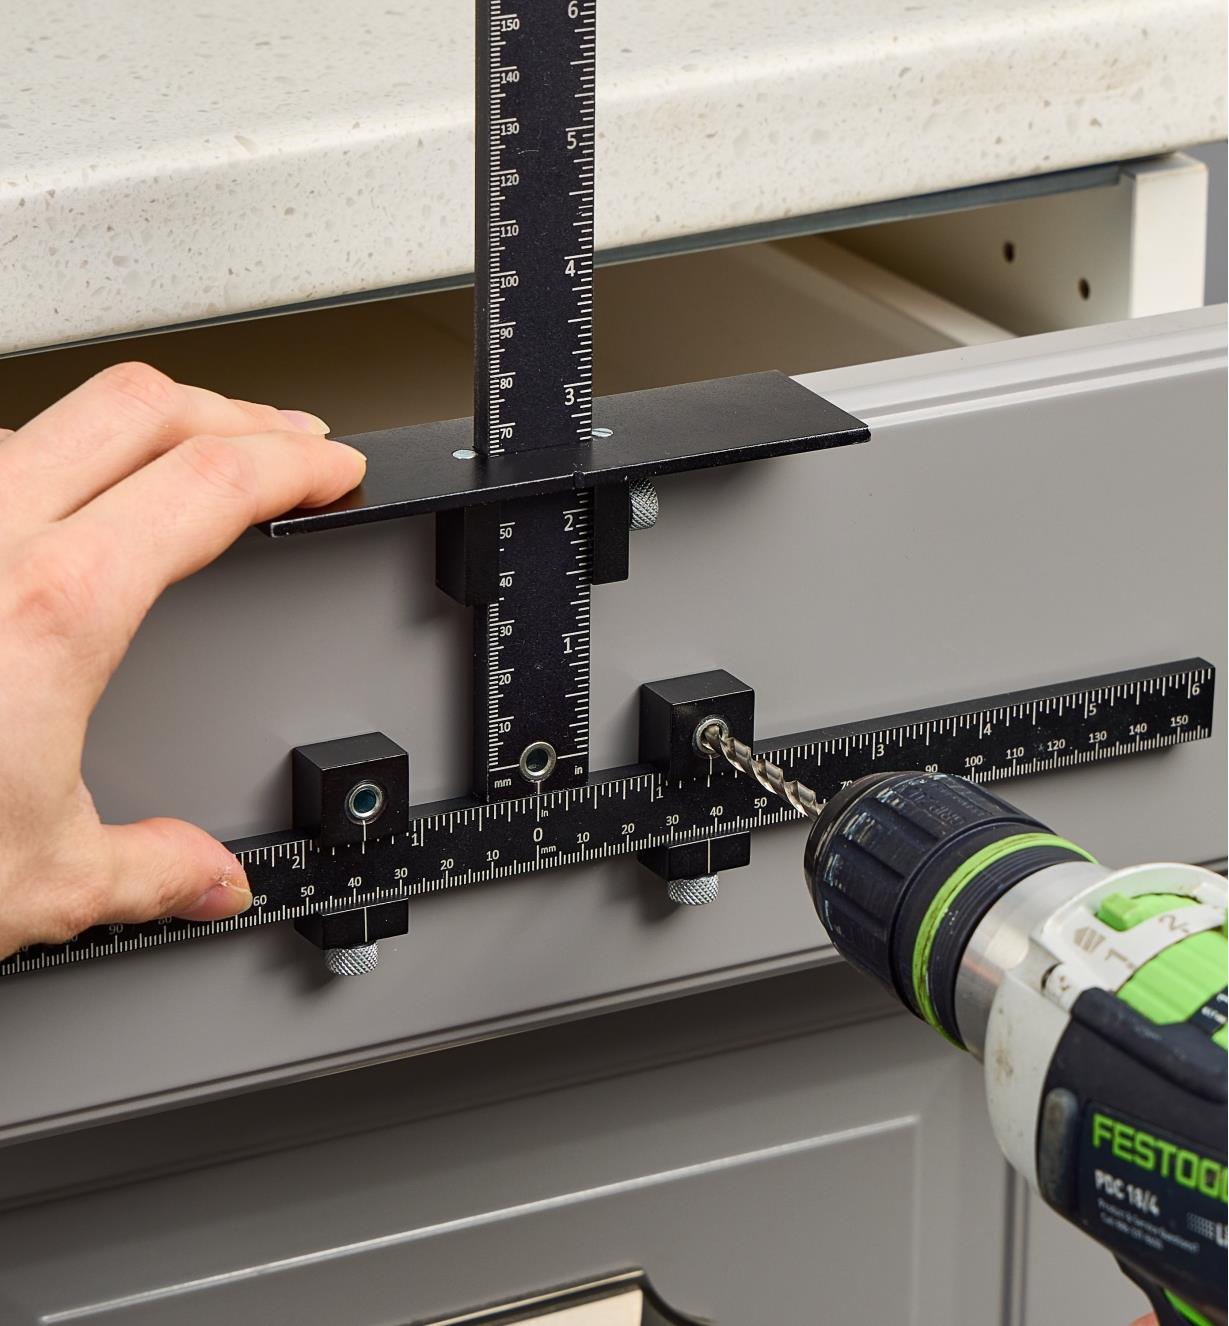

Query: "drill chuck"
<box><xmin>803</xmin><ymin>772</ymin><xmax>1094</xmax><ymax>1046</ymax></box>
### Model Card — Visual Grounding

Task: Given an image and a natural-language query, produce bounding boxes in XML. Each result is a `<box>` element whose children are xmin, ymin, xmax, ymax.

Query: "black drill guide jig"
<box><xmin>4</xmin><ymin>3</ymin><xmax>1216</xmax><ymax>981</ymax></box>
<box><xmin>1</xmin><ymin>660</ymin><xmax>1214</xmax><ymax>977</ymax></box>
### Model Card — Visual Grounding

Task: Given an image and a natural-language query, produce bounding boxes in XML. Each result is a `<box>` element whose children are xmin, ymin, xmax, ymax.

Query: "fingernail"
<box><xmin>278</xmin><ymin>409</ymin><xmax>332</xmax><ymax>435</ymax></box>
<box><xmin>336</xmin><ymin>441</ymin><xmax>367</xmax><ymax>477</ymax></box>
<box><xmin>178</xmin><ymin>879</ymin><xmax>253</xmax><ymax>922</ymax></box>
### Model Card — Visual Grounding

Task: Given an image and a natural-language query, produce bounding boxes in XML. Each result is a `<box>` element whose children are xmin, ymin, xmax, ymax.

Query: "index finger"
<box><xmin>55</xmin><ymin>428</ymin><xmax>366</xmax><ymax>678</ymax></box>
<box><xmin>0</xmin><ymin>362</ymin><xmax>329</xmax><ymax>532</ymax></box>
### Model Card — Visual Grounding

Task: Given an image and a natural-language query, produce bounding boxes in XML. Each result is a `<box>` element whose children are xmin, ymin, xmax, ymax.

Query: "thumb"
<box><xmin>101</xmin><ymin>818</ymin><xmax>253</xmax><ymax>923</ymax></box>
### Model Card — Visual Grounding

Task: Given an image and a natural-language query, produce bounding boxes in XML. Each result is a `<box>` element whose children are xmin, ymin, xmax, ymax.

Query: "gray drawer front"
<box><xmin>0</xmin><ymin>975</ymin><xmax>1008</xmax><ymax>1325</ymax></box>
<box><xmin>0</xmin><ymin>308</ymin><xmax>1223</xmax><ymax>1138</ymax></box>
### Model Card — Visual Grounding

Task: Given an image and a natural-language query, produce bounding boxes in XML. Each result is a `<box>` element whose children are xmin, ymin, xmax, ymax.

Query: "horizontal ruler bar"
<box><xmin>265</xmin><ymin>372</ymin><xmax>867</xmax><ymax>535</ymax></box>
<box><xmin>1</xmin><ymin>658</ymin><xmax>1213</xmax><ymax>979</ymax></box>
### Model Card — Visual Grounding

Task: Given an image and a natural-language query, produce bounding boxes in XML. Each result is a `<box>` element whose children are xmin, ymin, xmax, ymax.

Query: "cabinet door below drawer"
<box><xmin>0</xmin><ymin>992</ymin><xmax>1008</xmax><ymax>1326</ymax></box>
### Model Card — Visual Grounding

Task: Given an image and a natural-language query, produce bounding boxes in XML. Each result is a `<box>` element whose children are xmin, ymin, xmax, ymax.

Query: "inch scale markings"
<box><xmin>2</xmin><ymin>660</ymin><xmax>1214</xmax><ymax>978</ymax></box>
<box><xmin>471</xmin><ymin>0</ymin><xmax>599</xmax><ymax>801</ymax></box>
<box><xmin>475</xmin><ymin>0</ymin><xmax>595</xmax><ymax>452</ymax></box>
<box><xmin>476</xmin><ymin>494</ymin><xmax>593</xmax><ymax>794</ymax></box>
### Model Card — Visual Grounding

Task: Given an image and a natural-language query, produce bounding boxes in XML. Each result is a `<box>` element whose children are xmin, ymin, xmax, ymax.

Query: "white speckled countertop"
<box><xmin>2</xmin><ymin>0</ymin><xmax>1225</xmax><ymax>353</ymax></box>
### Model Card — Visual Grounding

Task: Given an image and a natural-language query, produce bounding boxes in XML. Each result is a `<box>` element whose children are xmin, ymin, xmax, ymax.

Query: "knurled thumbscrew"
<box><xmin>324</xmin><ymin>943</ymin><xmax>379</xmax><ymax>976</ymax></box>
<box><xmin>667</xmin><ymin>874</ymin><xmax>720</xmax><ymax>906</ymax></box>
<box><xmin>629</xmin><ymin>478</ymin><xmax>659</xmax><ymax>531</ymax></box>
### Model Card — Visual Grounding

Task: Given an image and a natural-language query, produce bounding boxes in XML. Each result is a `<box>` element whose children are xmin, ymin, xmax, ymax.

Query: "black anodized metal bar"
<box><xmin>474</xmin><ymin>0</ymin><xmax>595</xmax><ymax>456</ymax></box>
<box><xmin>265</xmin><ymin>372</ymin><xmax>868</xmax><ymax>536</ymax></box>
<box><xmin>1</xmin><ymin>659</ymin><xmax>1212</xmax><ymax>978</ymax></box>
<box><xmin>468</xmin><ymin>0</ymin><xmax>600</xmax><ymax>800</ymax></box>
<box><xmin>472</xmin><ymin>490</ymin><xmax>594</xmax><ymax>800</ymax></box>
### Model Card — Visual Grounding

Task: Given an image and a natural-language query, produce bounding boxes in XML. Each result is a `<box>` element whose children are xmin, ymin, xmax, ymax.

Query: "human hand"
<box><xmin>0</xmin><ymin>363</ymin><xmax>365</xmax><ymax>959</ymax></box>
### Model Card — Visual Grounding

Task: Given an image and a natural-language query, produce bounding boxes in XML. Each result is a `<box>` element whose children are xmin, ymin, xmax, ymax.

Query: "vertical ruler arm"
<box><xmin>472</xmin><ymin>493</ymin><xmax>593</xmax><ymax>797</ymax></box>
<box><xmin>474</xmin><ymin>0</ymin><xmax>595</xmax><ymax>457</ymax></box>
<box><xmin>466</xmin><ymin>1</ymin><xmax>598</xmax><ymax>801</ymax></box>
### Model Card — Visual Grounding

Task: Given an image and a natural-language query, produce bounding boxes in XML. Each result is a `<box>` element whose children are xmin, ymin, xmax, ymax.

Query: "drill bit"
<box><xmin>697</xmin><ymin>722</ymin><xmax>824</xmax><ymax>820</ymax></box>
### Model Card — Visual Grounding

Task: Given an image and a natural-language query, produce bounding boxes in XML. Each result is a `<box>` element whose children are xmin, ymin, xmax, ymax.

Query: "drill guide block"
<box><xmin>292</xmin><ymin>731</ymin><xmax>410</xmax><ymax>848</ymax></box>
<box><xmin>639</xmin><ymin>670</ymin><xmax>757</xmax><ymax>782</ymax></box>
<box><xmin>638</xmin><ymin>833</ymin><xmax>753</xmax><ymax>885</ymax></box>
<box><xmin>293</xmin><ymin>899</ymin><xmax>410</xmax><ymax>952</ymax></box>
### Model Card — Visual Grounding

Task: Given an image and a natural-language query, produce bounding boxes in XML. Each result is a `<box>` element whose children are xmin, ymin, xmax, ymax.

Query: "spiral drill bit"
<box><xmin>696</xmin><ymin>721</ymin><xmax>824</xmax><ymax>821</ymax></box>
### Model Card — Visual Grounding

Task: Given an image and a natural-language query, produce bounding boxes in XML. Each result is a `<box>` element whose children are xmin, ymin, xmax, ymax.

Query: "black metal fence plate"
<box><xmin>266</xmin><ymin>371</ymin><xmax>868</xmax><ymax>536</ymax></box>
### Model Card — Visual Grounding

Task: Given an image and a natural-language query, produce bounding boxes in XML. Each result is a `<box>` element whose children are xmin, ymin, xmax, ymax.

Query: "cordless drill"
<box><xmin>804</xmin><ymin>772</ymin><xmax>1227</xmax><ymax>1326</ymax></box>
